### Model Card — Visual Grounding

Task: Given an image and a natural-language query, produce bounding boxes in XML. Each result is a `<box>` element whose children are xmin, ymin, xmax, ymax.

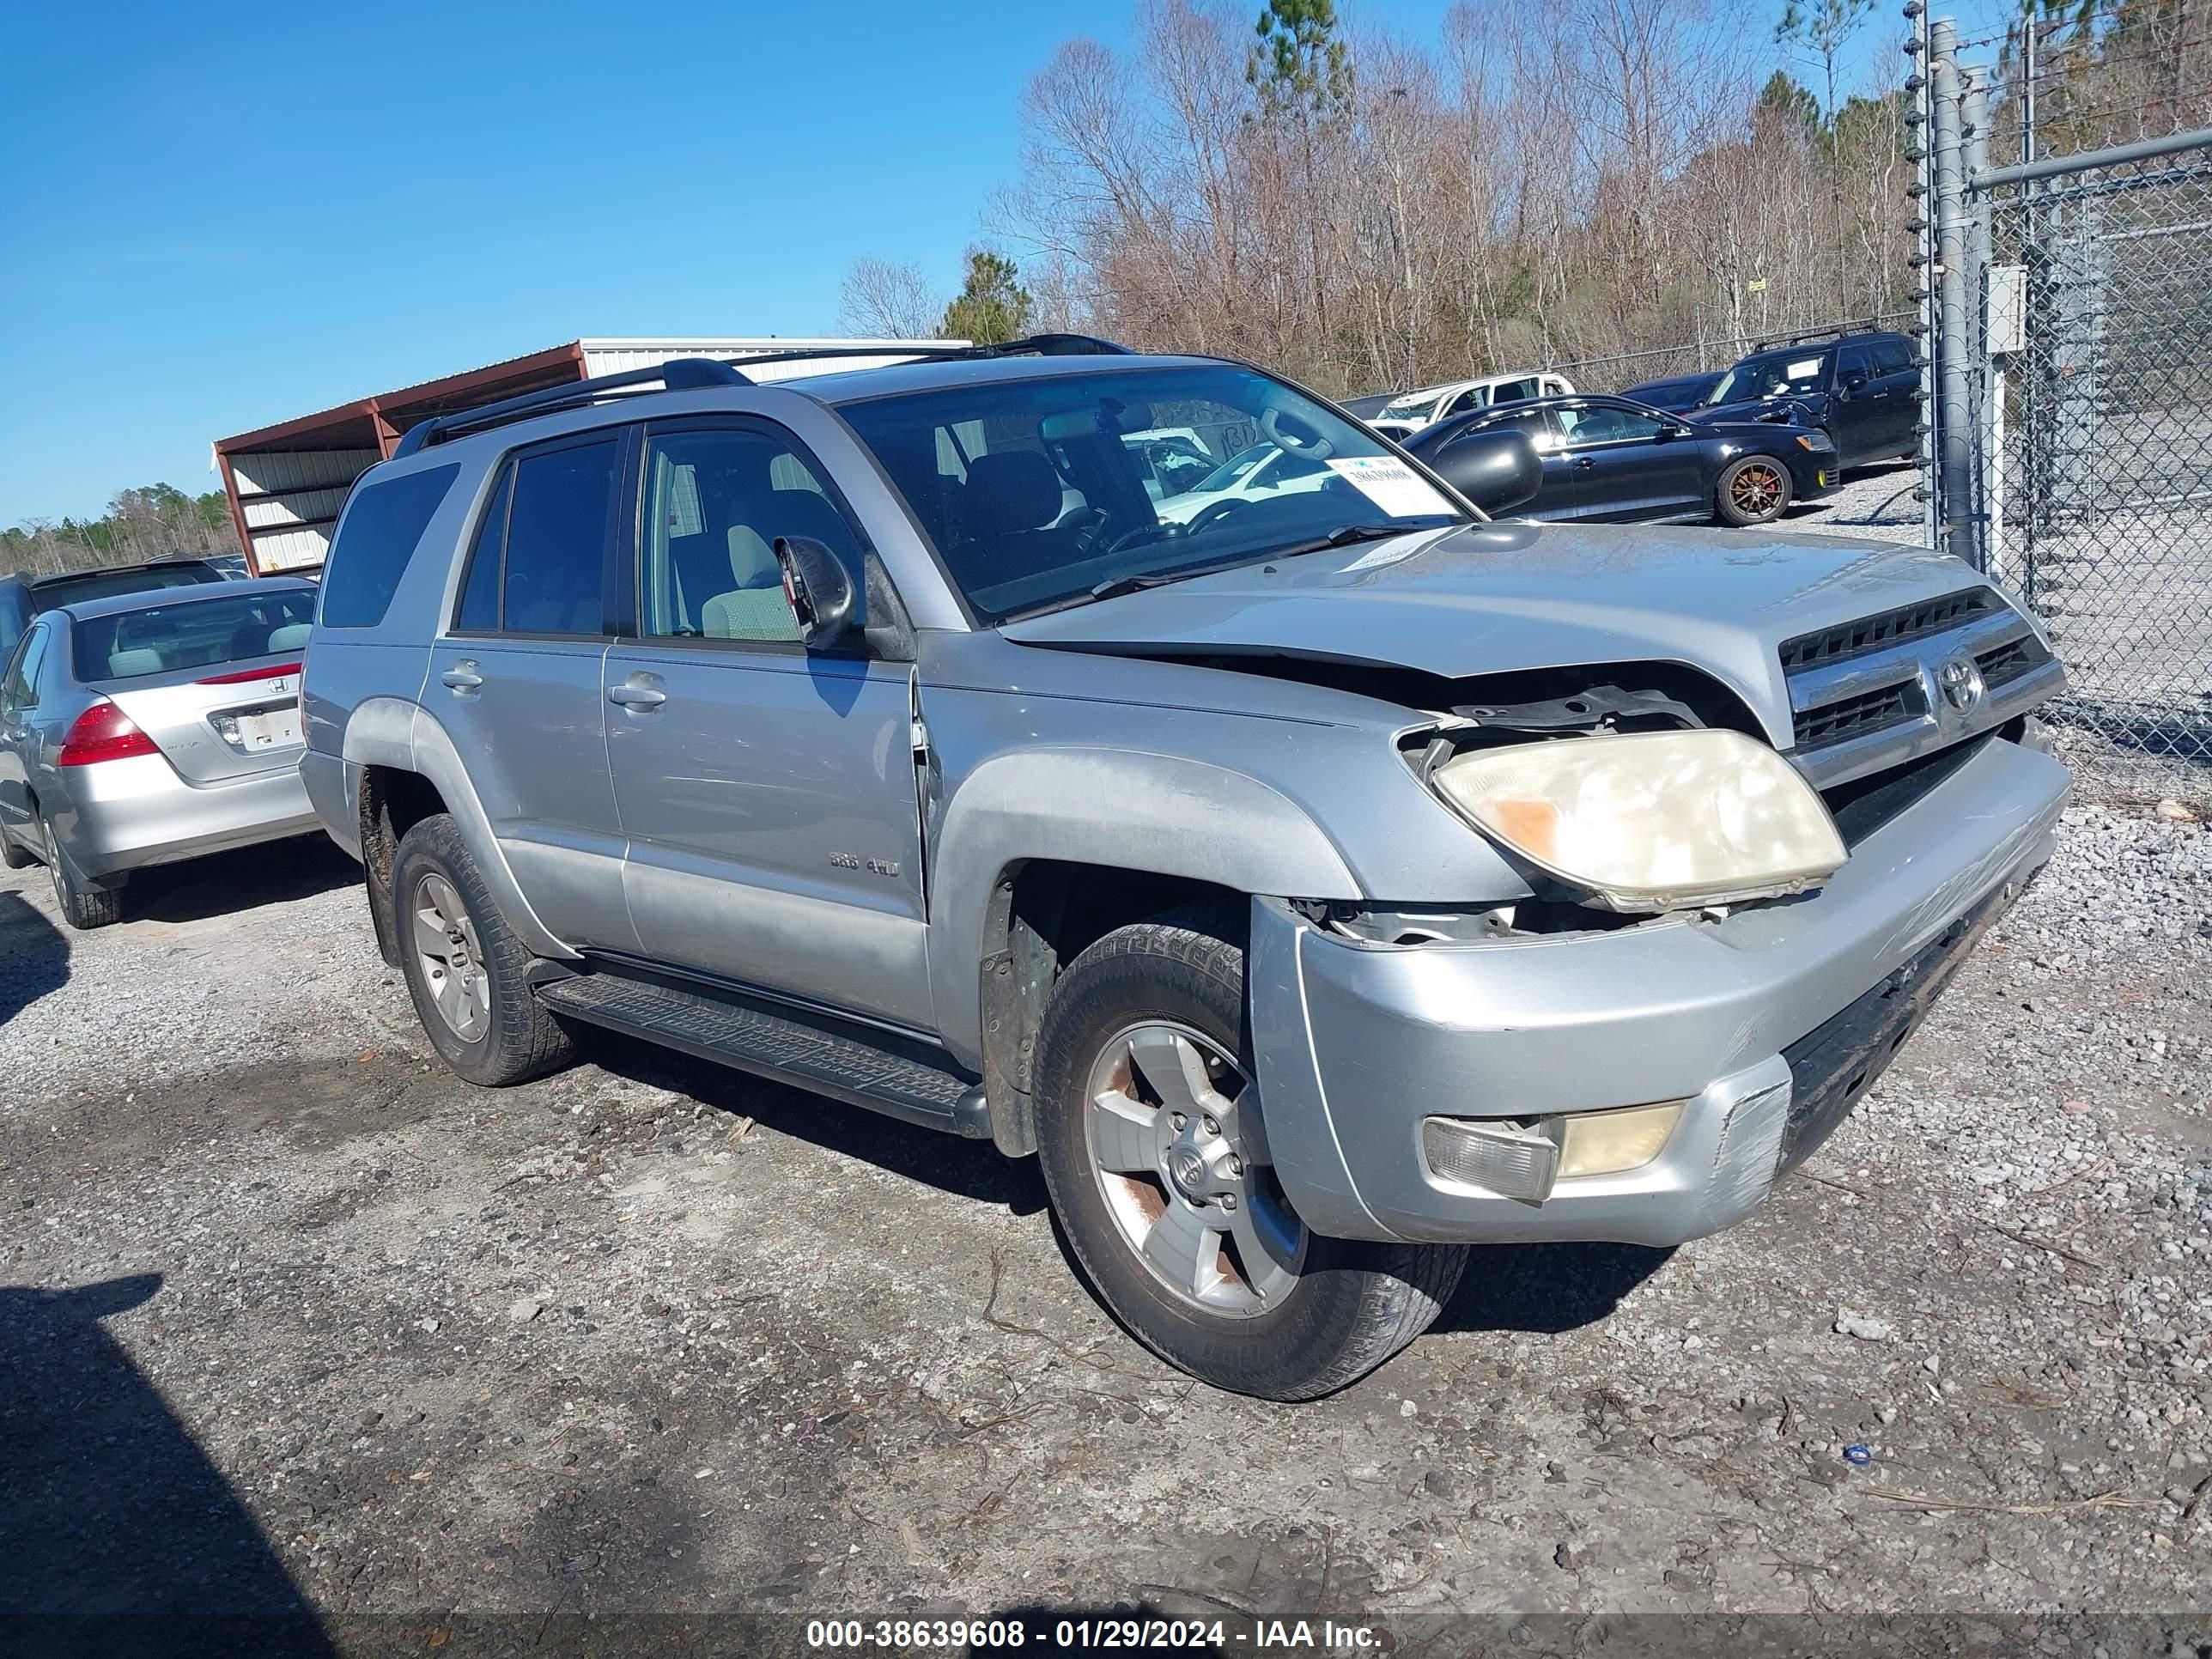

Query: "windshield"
<box><xmin>74</xmin><ymin>588</ymin><xmax>315</xmax><ymax>682</ymax></box>
<box><xmin>836</xmin><ymin>364</ymin><xmax>1468</xmax><ymax>623</ymax></box>
<box><xmin>1705</xmin><ymin>350</ymin><xmax>1828</xmax><ymax>405</ymax></box>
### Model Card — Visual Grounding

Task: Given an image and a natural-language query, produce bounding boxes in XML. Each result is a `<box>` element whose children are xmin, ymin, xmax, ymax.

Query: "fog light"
<box><xmin>1421</xmin><ymin>1118</ymin><xmax>1559</xmax><ymax>1201</ymax></box>
<box><xmin>1558</xmin><ymin>1101</ymin><xmax>1685</xmax><ymax>1179</ymax></box>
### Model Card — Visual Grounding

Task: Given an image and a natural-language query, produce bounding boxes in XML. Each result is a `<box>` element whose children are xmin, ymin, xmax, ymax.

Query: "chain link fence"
<box><xmin>1920</xmin><ymin>13</ymin><xmax>2212</xmax><ymax>779</ymax></box>
<box><xmin>1981</xmin><ymin>153</ymin><xmax>2212</xmax><ymax>765</ymax></box>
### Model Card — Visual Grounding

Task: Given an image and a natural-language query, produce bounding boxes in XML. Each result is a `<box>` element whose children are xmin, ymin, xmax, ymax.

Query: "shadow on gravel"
<box><xmin>0</xmin><ymin>1274</ymin><xmax>336</xmax><ymax>1658</ymax></box>
<box><xmin>580</xmin><ymin>1031</ymin><xmax>1050</xmax><ymax>1217</ymax></box>
<box><xmin>125</xmin><ymin>834</ymin><xmax>358</xmax><ymax>926</ymax></box>
<box><xmin>1432</xmin><ymin>1242</ymin><xmax>1673</xmax><ymax>1335</ymax></box>
<box><xmin>0</xmin><ymin>888</ymin><xmax>68</xmax><ymax>1025</ymax></box>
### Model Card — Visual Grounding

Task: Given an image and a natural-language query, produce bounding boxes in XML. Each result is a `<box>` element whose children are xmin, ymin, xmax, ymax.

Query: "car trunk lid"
<box><xmin>94</xmin><ymin>655</ymin><xmax>304</xmax><ymax>785</ymax></box>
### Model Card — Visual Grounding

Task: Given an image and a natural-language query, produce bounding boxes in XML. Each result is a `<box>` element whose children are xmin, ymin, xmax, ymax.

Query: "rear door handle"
<box><xmin>608</xmin><ymin>682</ymin><xmax>667</xmax><ymax>710</ymax></box>
<box><xmin>440</xmin><ymin>667</ymin><xmax>483</xmax><ymax>691</ymax></box>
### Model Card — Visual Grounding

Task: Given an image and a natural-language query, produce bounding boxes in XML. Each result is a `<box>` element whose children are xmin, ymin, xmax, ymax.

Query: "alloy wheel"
<box><xmin>1083</xmin><ymin>1020</ymin><xmax>1306</xmax><ymax>1316</ymax></box>
<box><xmin>1729</xmin><ymin>461</ymin><xmax>1785</xmax><ymax>518</ymax></box>
<box><xmin>411</xmin><ymin>872</ymin><xmax>490</xmax><ymax>1042</ymax></box>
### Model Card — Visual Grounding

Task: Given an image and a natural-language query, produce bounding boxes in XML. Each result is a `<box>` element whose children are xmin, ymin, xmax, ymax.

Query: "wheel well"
<box><xmin>357</xmin><ymin>766</ymin><xmax>448</xmax><ymax>967</ymax></box>
<box><xmin>977</xmin><ymin>860</ymin><xmax>1243</xmax><ymax>1157</ymax></box>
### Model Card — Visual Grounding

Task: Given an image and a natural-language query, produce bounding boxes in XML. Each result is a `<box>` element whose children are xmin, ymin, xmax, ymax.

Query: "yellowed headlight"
<box><xmin>1430</xmin><ymin>729</ymin><xmax>1847</xmax><ymax>910</ymax></box>
<box><xmin>1558</xmin><ymin>1101</ymin><xmax>1685</xmax><ymax>1178</ymax></box>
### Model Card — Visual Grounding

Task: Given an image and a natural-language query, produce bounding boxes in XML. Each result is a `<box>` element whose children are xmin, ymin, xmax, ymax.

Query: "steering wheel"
<box><xmin>1184</xmin><ymin>497</ymin><xmax>1250</xmax><ymax>536</ymax></box>
<box><xmin>1261</xmin><ymin>404</ymin><xmax>1334</xmax><ymax>461</ymax></box>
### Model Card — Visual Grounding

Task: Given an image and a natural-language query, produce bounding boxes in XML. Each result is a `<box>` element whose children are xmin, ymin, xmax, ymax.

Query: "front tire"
<box><xmin>1032</xmin><ymin>911</ymin><xmax>1468</xmax><ymax>1401</ymax></box>
<box><xmin>392</xmin><ymin>812</ymin><xmax>575</xmax><ymax>1086</ymax></box>
<box><xmin>1716</xmin><ymin>454</ymin><xmax>1792</xmax><ymax>526</ymax></box>
<box><xmin>40</xmin><ymin>810</ymin><xmax>121</xmax><ymax>930</ymax></box>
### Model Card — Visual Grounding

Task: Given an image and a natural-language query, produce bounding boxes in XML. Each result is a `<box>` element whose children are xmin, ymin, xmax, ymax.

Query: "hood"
<box><xmin>999</xmin><ymin>520</ymin><xmax>1981</xmax><ymax>749</ymax></box>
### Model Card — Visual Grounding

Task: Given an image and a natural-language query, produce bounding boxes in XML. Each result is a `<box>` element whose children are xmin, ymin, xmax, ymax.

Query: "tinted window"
<box><xmin>1491</xmin><ymin>377</ymin><xmax>1541</xmax><ymax>404</ymax></box>
<box><xmin>501</xmin><ymin>440</ymin><xmax>618</xmax><ymax>635</ymax></box>
<box><xmin>1555</xmin><ymin>405</ymin><xmax>1663</xmax><ymax>446</ymax></box>
<box><xmin>639</xmin><ymin>428</ymin><xmax>862</xmax><ymax>644</ymax></box>
<box><xmin>1837</xmin><ymin>343</ymin><xmax>1875</xmax><ymax>382</ymax></box>
<box><xmin>1462</xmin><ymin>407</ymin><xmax>1559</xmax><ymax>451</ymax></box>
<box><xmin>74</xmin><ymin>589</ymin><xmax>318</xmax><ymax>681</ymax></box>
<box><xmin>454</xmin><ymin>465</ymin><xmax>513</xmax><ymax>632</ymax></box>
<box><xmin>319</xmin><ymin>465</ymin><xmax>461</xmax><ymax>629</ymax></box>
<box><xmin>3</xmin><ymin>623</ymin><xmax>48</xmax><ymax>707</ymax></box>
<box><xmin>1873</xmin><ymin>338</ymin><xmax>1915</xmax><ymax>375</ymax></box>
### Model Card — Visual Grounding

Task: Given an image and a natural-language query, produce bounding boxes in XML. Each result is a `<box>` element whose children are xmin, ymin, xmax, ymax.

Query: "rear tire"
<box><xmin>1716</xmin><ymin>454</ymin><xmax>1793</xmax><ymax>526</ymax></box>
<box><xmin>39</xmin><ymin>811</ymin><xmax>121</xmax><ymax>930</ymax></box>
<box><xmin>392</xmin><ymin>812</ymin><xmax>575</xmax><ymax>1086</ymax></box>
<box><xmin>1031</xmin><ymin>909</ymin><xmax>1468</xmax><ymax>1401</ymax></box>
<box><xmin>1</xmin><ymin>822</ymin><xmax>33</xmax><ymax>870</ymax></box>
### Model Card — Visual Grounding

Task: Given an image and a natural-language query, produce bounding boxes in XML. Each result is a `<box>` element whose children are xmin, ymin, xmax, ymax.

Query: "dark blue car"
<box><xmin>1620</xmin><ymin>368</ymin><xmax>1724</xmax><ymax>412</ymax></box>
<box><xmin>1402</xmin><ymin>393</ymin><xmax>1838</xmax><ymax>527</ymax></box>
<box><xmin>1684</xmin><ymin>331</ymin><xmax>1921</xmax><ymax>471</ymax></box>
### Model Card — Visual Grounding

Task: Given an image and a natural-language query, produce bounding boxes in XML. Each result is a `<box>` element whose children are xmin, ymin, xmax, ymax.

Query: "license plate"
<box><xmin>235</xmin><ymin>709</ymin><xmax>301</xmax><ymax>751</ymax></box>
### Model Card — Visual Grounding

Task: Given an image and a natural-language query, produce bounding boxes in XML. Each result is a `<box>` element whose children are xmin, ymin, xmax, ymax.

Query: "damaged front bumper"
<box><xmin>1247</xmin><ymin>734</ymin><xmax>2069</xmax><ymax>1246</ymax></box>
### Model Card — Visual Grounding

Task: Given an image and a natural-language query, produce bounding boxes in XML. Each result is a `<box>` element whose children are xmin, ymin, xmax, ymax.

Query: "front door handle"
<box><xmin>608</xmin><ymin>681</ymin><xmax>667</xmax><ymax>710</ymax></box>
<box><xmin>1573</xmin><ymin>456</ymin><xmax>1596</xmax><ymax>469</ymax></box>
<box><xmin>440</xmin><ymin>665</ymin><xmax>483</xmax><ymax>691</ymax></box>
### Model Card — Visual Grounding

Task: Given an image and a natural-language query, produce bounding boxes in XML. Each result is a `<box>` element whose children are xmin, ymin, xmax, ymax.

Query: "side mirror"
<box><xmin>1656</xmin><ymin>422</ymin><xmax>1696</xmax><ymax>441</ymax></box>
<box><xmin>773</xmin><ymin>535</ymin><xmax>858</xmax><ymax>649</ymax></box>
<box><xmin>1435</xmin><ymin>430</ymin><xmax>1541</xmax><ymax>516</ymax></box>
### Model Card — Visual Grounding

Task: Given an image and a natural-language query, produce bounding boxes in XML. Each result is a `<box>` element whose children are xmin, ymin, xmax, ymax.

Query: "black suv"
<box><xmin>1690</xmin><ymin>329</ymin><xmax>1920</xmax><ymax>472</ymax></box>
<box><xmin>0</xmin><ymin>557</ymin><xmax>231</xmax><ymax>664</ymax></box>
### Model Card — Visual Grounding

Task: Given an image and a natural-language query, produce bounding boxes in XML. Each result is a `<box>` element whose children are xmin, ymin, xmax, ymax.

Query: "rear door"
<box><xmin>604</xmin><ymin>417</ymin><xmax>934</xmax><ymax>1031</ymax></box>
<box><xmin>1551</xmin><ymin>402</ymin><xmax>1706</xmax><ymax>520</ymax></box>
<box><xmin>433</xmin><ymin>429</ymin><xmax>638</xmax><ymax>951</ymax></box>
<box><xmin>1862</xmin><ymin>338</ymin><xmax>1920</xmax><ymax>459</ymax></box>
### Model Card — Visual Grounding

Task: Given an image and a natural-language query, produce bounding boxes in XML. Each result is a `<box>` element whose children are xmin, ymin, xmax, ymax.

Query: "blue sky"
<box><xmin>0</xmin><ymin>0</ymin><xmax>1970</xmax><ymax>526</ymax></box>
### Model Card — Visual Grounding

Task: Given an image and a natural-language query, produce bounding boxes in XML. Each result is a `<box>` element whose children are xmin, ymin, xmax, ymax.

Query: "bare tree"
<box><xmin>835</xmin><ymin>257</ymin><xmax>944</xmax><ymax>339</ymax></box>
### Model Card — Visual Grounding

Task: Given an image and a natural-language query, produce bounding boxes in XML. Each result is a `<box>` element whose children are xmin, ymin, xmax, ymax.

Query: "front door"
<box><xmin>1552</xmin><ymin>403</ymin><xmax>1707</xmax><ymax>521</ymax></box>
<box><xmin>0</xmin><ymin>620</ymin><xmax>52</xmax><ymax>842</ymax></box>
<box><xmin>433</xmin><ymin>429</ymin><xmax>637</xmax><ymax>951</ymax></box>
<box><xmin>605</xmin><ymin>418</ymin><xmax>933</xmax><ymax>1033</ymax></box>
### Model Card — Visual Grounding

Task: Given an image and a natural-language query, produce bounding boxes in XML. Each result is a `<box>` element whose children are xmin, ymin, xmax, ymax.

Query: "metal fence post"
<box><xmin>1962</xmin><ymin>63</ymin><xmax>1996</xmax><ymax>578</ymax></box>
<box><xmin>1928</xmin><ymin>18</ymin><xmax>1980</xmax><ymax>570</ymax></box>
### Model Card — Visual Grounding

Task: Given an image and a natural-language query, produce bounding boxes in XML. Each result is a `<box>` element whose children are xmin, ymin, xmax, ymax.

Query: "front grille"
<box><xmin>1778</xmin><ymin>588</ymin><xmax>1998</xmax><ymax>673</ymax></box>
<box><xmin>1793</xmin><ymin>679</ymin><xmax>1924</xmax><ymax>749</ymax></box>
<box><xmin>1975</xmin><ymin>635</ymin><xmax>2051</xmax><ymax>690</ymax></box>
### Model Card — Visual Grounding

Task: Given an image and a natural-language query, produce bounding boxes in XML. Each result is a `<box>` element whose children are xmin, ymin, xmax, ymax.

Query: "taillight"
<box><xmin>58</xmin><ymin>699</ymin><xmax>160</xmax><ymax>766</ymax></box>
<box><xmin>196</xmin><ymin>661</ymin><xmax>302</xmax><ymax>686</ymax></box>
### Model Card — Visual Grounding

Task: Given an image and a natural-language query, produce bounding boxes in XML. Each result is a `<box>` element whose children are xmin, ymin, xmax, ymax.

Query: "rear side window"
<box><xmin>498</xmin><ymin>439</ymin><xmax>619</xmax><ymax>635</ymax></box>
<box><xmin>1873</xmin><ymin>338</ymin><xmax>1915</xmax><ymax>375</ymax></box>
<box><xmin>3</xmin><ymin>622</ymin><xmax>50</xmax><ymax>707</ymax></box>
<box><xmin>453</xmin><ymin>464</ymin><xmax>514</xmax><ymax>633</ymax></box>
<box><xmin>319</xmin><ymin>465</ymin><xmax>462</xmax><ymax>629</ymax></box>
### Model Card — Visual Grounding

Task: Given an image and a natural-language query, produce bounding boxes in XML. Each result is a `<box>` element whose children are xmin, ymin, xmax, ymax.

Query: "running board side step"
<box><xmin>533</xmin><ymin>969</ymin><xmax>992</xmax><ymax>1139</ymax></box>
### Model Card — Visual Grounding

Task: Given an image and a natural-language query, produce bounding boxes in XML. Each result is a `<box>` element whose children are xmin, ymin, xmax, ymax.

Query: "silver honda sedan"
<box><xmin>0</xmin><ymin>576</ymin><xmax>322</xmax><ymax>927</ymax></box>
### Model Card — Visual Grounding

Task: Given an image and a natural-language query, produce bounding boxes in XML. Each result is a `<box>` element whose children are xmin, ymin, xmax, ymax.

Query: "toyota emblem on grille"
<box><xmin>1937</xmin><ymin>654</ymin><xmax>1984</xmax><ymax>713</ymax></box>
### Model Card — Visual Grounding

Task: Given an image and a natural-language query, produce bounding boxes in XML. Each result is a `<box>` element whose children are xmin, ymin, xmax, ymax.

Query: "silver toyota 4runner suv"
<box><xmin>300</xmin><ymin>337</ymin><xmax>2069</xmax><ymax>1400</ymax></box>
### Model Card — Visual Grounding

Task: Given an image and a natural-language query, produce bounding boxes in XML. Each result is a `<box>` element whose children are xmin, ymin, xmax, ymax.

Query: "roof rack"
<box><xmin>389</xmin><ymin>334</ymin><xmax>1139</xmax><ymax>459</ymax></box>
<box><xmin>702</xmin><ymin>331</ymin><xmax>1136</xmax><ymax>376</ymax></box>
<box><xmin>1750</xmin><ymin>320</ymin><xmax>1899</xmax><ymax>351</ymax></box>
<box><xmin>392</xmin><ymin>358</ymin><xmax>750</xmax><ymax>457</ymax></box>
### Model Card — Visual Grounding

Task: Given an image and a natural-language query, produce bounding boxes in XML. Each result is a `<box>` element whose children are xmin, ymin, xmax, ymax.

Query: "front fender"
<box><xmin>927</xmin><ymin>745</ymin><xmax>1361</xmax><ymax>1066</ymax></box>
<box><xmin>339</xmin><ymin>696</ymin><xmax>576</xmax><ymax>962</ymax></box>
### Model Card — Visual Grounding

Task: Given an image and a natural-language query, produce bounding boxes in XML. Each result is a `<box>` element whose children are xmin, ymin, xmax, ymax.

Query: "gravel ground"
<box><xmin>3</xmin><ymin>761</ymin><xmax>2209</xmax><ymax>1653</ymax></box>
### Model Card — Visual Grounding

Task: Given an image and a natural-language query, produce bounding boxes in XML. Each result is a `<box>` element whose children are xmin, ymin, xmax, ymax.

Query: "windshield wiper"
<box><xmin>1263</xmin><ymin>521</ymin><xmax>1443</xmax><ymax>561</ymax></box>
<box><xmin>1086</xmin><ymin>525</ymin><xmax>1434</xmax><ymax>604</ymax></box>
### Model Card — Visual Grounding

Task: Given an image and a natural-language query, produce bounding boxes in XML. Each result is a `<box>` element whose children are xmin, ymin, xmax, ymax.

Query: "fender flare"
<box><xmin>927</xmin><ymin>745</ymin><xmax>1361</xmax><ymax>1067</ymax></box>
<box><xmin>340</xmin><ymin>697</ymin><xmax>575</xmax><ymax>961</ymax></box>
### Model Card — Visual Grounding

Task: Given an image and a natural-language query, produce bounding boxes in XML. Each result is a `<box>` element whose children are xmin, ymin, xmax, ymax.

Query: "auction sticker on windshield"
<box><xmin>1326</xmin><ymin>455</ymin><xmax>1455</xmax><ymax>519</ymax></box>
